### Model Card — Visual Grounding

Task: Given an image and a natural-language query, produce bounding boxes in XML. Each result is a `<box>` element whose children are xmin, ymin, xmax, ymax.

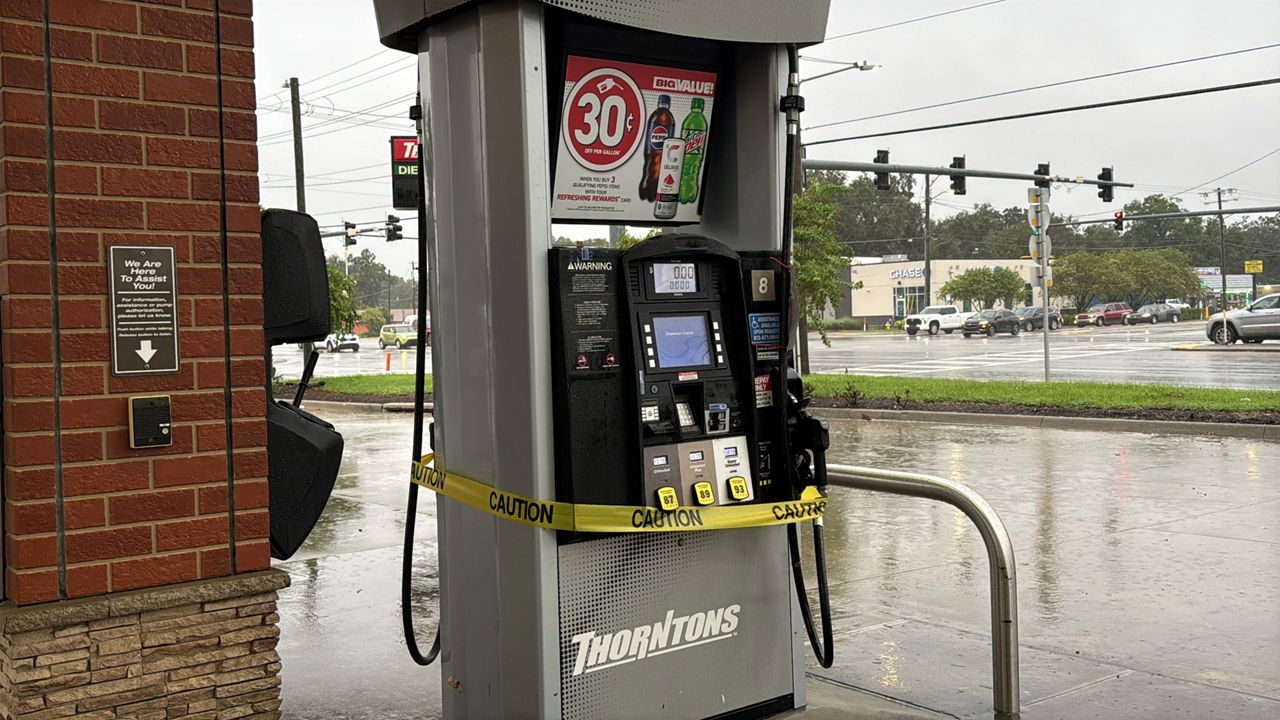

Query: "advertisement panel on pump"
<box><xmin>552</xmin><ymin>55</ymin><xmax>716</xmax><ymax>223</ymax></box>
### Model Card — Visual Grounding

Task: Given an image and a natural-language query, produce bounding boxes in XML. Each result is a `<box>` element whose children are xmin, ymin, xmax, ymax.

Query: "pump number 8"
<box><xmin>562</xmin><ymin>67</ymin><xmax>645</xmax><ymax>173</ymax></box>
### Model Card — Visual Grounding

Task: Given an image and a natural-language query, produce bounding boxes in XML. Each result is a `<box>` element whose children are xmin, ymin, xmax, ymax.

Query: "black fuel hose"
<box><xmin>781</xmin><ymin>44</ymin><xmax>834</xmax><ymax>669</ymax></box>
<box><xmin>402</xmin><ymin>95</ymin><xmax>440</xmax><ymax>667</ymax></box>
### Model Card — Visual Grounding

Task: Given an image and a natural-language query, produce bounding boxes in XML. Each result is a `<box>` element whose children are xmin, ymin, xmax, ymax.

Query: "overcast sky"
<box><xmin>255</xmin><ymin>0</ymin><xmax>1280</xmax><ymax>280</ymax></box>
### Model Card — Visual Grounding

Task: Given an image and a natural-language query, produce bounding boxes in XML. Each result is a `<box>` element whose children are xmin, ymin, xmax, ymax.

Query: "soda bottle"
<box><xmin>638</xmin><ymin>95</ymin><xmax>674</xmax><ymax>202</ymax></box>
<box><xmin>678</xmin><ymin>97</ymin><xmax>708</xmax><ymax>204</ymax></box>
<box><xmin>654</xmin><ymin>138</ymin><xmax>685</xmax><ymax>220</ymax></box>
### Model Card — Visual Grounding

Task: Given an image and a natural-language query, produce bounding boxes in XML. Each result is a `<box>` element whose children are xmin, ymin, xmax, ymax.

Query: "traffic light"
<box><xmin>873</xmin><ymin>149</ymin><xmax>890</xmax><ymax>190</ymax></box>
<box><xmin>1034</xmin><ymin>163</ymin><xmax>1051</xmax><ymax>188</ymax></box>
<box><xmin>1097</xmin><ymin>167</ymin><xmax>1114</xmax><ymax>202</ymax></box>
<box><xmin>385</xmin><ymin>214</ymin><xmax>403</xmax><ymax>242</ymax></box>
<box><xmin>1113</xmin><ymin>210</ymin><xmax>1124</xmax><ymax>231</ymax></box>
<box><xmin>344</xmin><ymin>221</ymin><xmax>357</xmax><ymax>247</ymax></box>
<box><xmin>949</xmin><ymin>156</ymin><xmax>966</xmax><ymax>195</ymax></box>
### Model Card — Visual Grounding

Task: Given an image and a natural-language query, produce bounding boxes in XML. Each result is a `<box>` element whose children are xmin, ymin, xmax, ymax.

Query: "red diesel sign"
<box><xmin>391</xmin><ymin>136</ymin><xmax>420</xmax><ymax>163</ymax></box>
<box><xmin>390</xmin><ymin>135</ymin><xmax>421</xmax><ymax>210</ymax></box>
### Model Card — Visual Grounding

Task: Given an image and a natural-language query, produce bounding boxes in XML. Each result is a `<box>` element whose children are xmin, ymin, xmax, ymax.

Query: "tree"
<box><xmin>938</xmin><ymin>267</ymin><xmax>1025</xmax><ymax>310</ymax></box>
<box><xmin>1052</xmin><ymin>252</ymin><xmax>1117</xmax><ymax>311</ymax></box>
<box><xmin>1111</xmin><ymin>248</ymin><xmax>1200</xmax><ymax>308</ymax></box>
<box><xmin>358</xmin><ymin>307</ymin><xmax>388</xmax><ymax>336</ymax></box>
<box><xmin>793</xmin><ymin>181</ymin><xmax>856</xmax><ymax>346</ymax></box>
<box><xmin>327</xmin><ymin>265</ymin><xmax>356</xmax><ymax>333</ymax></box>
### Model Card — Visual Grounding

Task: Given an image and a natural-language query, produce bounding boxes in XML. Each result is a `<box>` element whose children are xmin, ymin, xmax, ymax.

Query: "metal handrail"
<box><xmin>826</xmin><ymin>464</ymin><xmax>1021</xmax><ymax>718</ymax></box>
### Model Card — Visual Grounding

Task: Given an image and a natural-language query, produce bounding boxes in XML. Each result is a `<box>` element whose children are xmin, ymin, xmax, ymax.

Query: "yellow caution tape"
<box><xmin>411</xmin><ymin>453</ymin><xmax>826</xmax><ymax>533</ymax></box>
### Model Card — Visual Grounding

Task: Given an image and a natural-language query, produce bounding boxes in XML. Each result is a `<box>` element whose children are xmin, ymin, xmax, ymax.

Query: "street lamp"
<box><xmin>801</xmin><ymin>60</ymin><xmax>881</xmax><ymax>84</ymax></box>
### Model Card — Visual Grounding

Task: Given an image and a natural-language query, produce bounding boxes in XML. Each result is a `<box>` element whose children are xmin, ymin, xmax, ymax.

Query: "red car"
<box><xmin>1075</xmin><ymin>302</ymin><xmax>1133</xmax><ymax>327</ymax></box>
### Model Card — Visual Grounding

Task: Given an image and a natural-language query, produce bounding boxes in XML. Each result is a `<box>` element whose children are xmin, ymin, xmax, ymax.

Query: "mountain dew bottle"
<box><xmin>678</xmin><ymin>98</ymin><xmax>708</xmax><ymax>204</ymax></box>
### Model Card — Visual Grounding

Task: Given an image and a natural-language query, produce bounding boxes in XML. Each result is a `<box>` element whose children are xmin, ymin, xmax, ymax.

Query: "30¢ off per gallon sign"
<box><xmin>109</xmin><ymin>246</ymin><xmax>179</xmax><ymax>375</ymax></box>
<box><xmin>552</xmin><ymin>55</ymin><xmax>716</xmax><ymax>224</ymax></box>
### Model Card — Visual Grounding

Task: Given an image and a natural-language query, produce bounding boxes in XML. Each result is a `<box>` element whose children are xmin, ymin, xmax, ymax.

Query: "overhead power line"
<box><xmin>822</xmin><ymin>0</ymin><xmax>1010</xmax><ymax>42</ymax></box>
<box><xmin>805</xmin><ymin>77</ymin><xmax>1280</xmax><ymax>147</ymax></box>
<box><xmin>805</xmin><ymin>43</ymin><xmax>1280</xmax><ymax>132</ymax></box>
<box><xmin>256</xmin><ymin>49</ymin><xmax>396</xmax><ymax>104</ymax></box>
<box><xmin>1174</xmin><ymin>146</ymin><xmax>1280</xmax><ymax>198</ymax></box>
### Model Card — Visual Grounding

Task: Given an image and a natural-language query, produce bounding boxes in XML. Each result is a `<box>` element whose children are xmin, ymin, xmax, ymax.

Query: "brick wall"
<box><xmin>0</xmin><ymin>0</ymin><xmax>268</xmax><ymax>605</ymax></box>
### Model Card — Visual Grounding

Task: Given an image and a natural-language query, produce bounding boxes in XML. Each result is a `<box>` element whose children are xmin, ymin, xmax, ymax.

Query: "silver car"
<box><xmin>1206</xmin><ymin>293</ymin><xmax>1280</xmax><ymax>344</ymax></box>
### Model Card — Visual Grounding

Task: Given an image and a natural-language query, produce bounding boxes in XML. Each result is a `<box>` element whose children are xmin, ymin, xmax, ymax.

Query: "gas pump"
<box><xmin>374</xmin><ymin>1</ymin><xmax>835</xmax><ymax>717</ymax></box>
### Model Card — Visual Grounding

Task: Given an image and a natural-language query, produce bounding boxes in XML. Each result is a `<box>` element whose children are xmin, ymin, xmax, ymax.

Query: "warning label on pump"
<box><xmin>754</xmin><ymin>374</ymin><xmax>774</xmax><ymax>408</ymax></box>
<box><xmin>411</xmin><ymin>454</ymin><xmax>825</xmax><ymax>533</ymax></box>
<box><xmin>748</xmin><ymin>313</ymin><xmax>781</xmax><ymax>346</ymax></box>
<box><xmin>552</xmin><ymin>55</ymin><xmax>716</xmax><ymax>224</ymax></box>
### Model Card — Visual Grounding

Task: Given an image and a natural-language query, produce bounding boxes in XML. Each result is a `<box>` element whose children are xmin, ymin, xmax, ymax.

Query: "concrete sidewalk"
<box><xmin>273</xmin><ymin>408</ymin><xmax>1280</xmax><ymax>719</ymax></box>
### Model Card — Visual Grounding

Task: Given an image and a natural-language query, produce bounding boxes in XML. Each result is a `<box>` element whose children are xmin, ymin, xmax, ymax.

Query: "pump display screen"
<box><xmin>653</xmin><ymin>263</ymin><xmax>698</xmax><ymax>294</ymax></box>
<box><xmin>653</xmin><ymin>315</ymin><xmax>712</xmax><ymax>369</ymax></box>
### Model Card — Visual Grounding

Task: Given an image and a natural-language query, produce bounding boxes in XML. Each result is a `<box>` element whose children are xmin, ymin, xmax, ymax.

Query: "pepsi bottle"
<box><xmin>638</xmin><ymin>95</ymin><xmax>674</xmax><ymax>202</ymax></box>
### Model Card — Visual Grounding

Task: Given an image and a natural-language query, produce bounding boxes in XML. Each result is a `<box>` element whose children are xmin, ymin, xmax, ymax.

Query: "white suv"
<box><xmin>904</xmin><ymin>305</ymin><xmax>971</xmax><ymax>336</ymax></box>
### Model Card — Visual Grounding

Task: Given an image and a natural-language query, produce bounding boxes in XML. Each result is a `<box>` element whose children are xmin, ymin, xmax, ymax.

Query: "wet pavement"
<box><xmin>275</xmin><ymin>408</ymin><xmax>1279</xmax><ymax>719</ymax></box>
<box><xmin>808</xmin><ymin>322</ymin><xmax>1280</xmax><ymax>390</ymax></box>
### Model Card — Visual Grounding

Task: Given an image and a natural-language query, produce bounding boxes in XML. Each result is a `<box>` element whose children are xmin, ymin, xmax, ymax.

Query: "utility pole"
<box><xmin>923</xmin><ymin>173</ymin><xmax>932</xmax><ymax>305</ymax></box>
<box><xmin>386</xmin><ymin>266</ymin><xmax>393</xmax><ymax>319</ymax></box>
<box><xmin>1201</xmin><ymin>188</ymin><xmax>1239</xmax><ymax>316</ymax></box>
<box><xmin>410</xmin><ymin>262</ymin><xmax>418</xmax><ymax>319</ymax></box>
<box><xmin>287</xmin><ymin>77</ymin><xmax>306</xmax><ymax>212</ymax></box>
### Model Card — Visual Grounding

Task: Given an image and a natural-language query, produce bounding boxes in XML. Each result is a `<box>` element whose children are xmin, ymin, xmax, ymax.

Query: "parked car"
<box><xmin>1125</xmin><ymin>303</ymin><xmax>1181</xmax><ymax>325</ymax></box>
<box><xmin>1206</xmin><ymin>293</ymin><xmax>1280</xmax><ymax>344</ymax></box>
<box><xmin>379</xmin><ymin>323</ymin><xmax>418</xmax><ymax>349</ymax></box>
<box><xmin>1014</xmin><ymin>306</ymin><xmax>1062</xmax><ymax>331</ymax></box>
<box><xmin>1075</xmin><ymin>302</ymin><xmax>1132</xmax><ymax>327</ymax></box>
<box><xmin>324</xmin><ymin>333</ymin><xmax>360</xmax><ymax>352</ymax></box>
<box><xmin>1164</xmin><ymin>299</ymin><xmax>1192</xmax><ymax>310</ymax></box>
<box><xmin>962</xmin><ymin>309</ymin><xmax>1021</xmax><ymax>337</ymax></box>
<box><xmin>904</xmin><ymin>305</ymin><xmax>972</xmax><ymax>336</ymax></box>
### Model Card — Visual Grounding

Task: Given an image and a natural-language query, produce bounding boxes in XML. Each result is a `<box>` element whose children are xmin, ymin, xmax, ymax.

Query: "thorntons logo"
<box><xmin>569</xmin><ymin>604</ymin><xmax>740</xmax><ymax>676</ymax></box>
<box><xmin>567</xmin><ymin>261</ymin><xmax>613</xmax><ymax>271</ymax></box>
<box><xmin>653</xmin><ymin>77</ymin><xmax>715</xmax><ymax>95</ymax></box>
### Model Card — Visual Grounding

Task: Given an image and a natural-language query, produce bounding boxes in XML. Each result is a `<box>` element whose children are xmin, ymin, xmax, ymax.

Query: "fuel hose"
<box><xmin>781</xmin><ymin>44</ymin><xmax>834</xmax><ymax>669</ymax></box>
<box><xmin>402</xmin><ymin>94</ymin><xmax>441</xmax><ymax>667</ymax></box>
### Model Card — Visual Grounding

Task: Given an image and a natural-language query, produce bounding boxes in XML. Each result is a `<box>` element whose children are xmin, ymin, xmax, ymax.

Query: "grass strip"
<box><xmin>805</xmin><ymin>374</ymin><xmax>1280</xmax><ymax>413</ymax></box>
<box><xmin>300</xmin><ymin>372</ymin><xmax>1279</xmax><ymax>414</ymax></box>
<box><xmin>310</xmin><ymin>373</ymin><xmax>431</xmax><ymax>396</ymax></box>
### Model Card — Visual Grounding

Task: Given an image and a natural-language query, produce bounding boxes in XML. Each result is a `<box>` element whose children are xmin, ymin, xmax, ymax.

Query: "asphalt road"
<box><xmin>274</xmin><ymin>323</ymin><xmax>1278</xmax><ymax>391</ymax></box>
<box><xmin>808</xmin><ymin>321</ymin><xmax>1280</xmax><ymax>390</ymax></box>
<box><xmin>272</xmin><ymin>337</ymin><xmax>430</xmax><ymax>380</ymax></box>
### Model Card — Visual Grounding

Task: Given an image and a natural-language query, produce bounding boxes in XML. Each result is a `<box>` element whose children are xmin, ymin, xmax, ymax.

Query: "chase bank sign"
<box><xmin>889</xmin><ymin>268</ymin><xmax>924</xmax><ymax>280</ymax></box>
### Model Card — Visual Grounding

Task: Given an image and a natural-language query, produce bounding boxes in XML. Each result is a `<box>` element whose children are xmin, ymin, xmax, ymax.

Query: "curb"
<box><xmin>286</xmin><ymin>398</ymin><xmax>433</xmax><ymax>414</ymax></box>
<box><xmin>1171</xmin><ymin>343</ymin><xmax>1280</xmax><ymax>352</ymax></box>
<box><xmin>817</xmin><ymin>407</ymin><xmax>1280</xmax><ymax>441</ymax></box>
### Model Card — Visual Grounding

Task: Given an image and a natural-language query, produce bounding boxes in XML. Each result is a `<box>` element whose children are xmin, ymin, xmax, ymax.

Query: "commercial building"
<box><xmin>834</xmin><ymin>257</ymin><xmax>1045</xmax><ymax>323</ymax></box>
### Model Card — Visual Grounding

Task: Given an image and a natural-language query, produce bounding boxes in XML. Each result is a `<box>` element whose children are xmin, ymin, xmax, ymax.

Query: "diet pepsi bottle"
<box><xmin>653</xmin><ymin>138</ymin><xmax>685</xmax><ymax>220</ymax></box>
<box><xmin>638</xmin><ymin>95</ymin><xmax>674</xmax><ymax>202</ymax></box>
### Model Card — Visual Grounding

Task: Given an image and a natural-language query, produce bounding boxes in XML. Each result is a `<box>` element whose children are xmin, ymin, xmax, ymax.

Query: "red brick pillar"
<box><xmin>1</xmin><ymin>1</ymin><xmax>289</xmax><ymax>714</ymax></box>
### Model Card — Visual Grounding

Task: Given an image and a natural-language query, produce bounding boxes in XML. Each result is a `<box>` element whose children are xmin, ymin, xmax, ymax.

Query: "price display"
<box><xmin>653</xmin><ymin>262</ymin><xmax>697</xmax><ymax>294</ymax></box>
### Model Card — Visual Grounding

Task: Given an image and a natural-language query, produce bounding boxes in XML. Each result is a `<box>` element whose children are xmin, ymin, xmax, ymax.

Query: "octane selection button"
<box><xmin>656</xmin><ymin>487</ymin><xmax>679</xmax><ymax>512</ymax></box>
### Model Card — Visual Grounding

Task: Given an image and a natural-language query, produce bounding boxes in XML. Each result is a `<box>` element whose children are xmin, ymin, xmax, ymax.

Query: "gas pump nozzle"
<box><xmin>785</xmin><ymin>369</ymin><xmax>830</xmax><ymax>494</ymax></box>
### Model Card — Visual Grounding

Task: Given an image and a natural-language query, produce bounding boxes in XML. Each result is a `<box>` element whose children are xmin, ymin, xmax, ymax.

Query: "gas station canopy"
<box><xmin>372</xmin><ymin>0</ymin><xmax>832</xmax><ymax>51</ymax></box>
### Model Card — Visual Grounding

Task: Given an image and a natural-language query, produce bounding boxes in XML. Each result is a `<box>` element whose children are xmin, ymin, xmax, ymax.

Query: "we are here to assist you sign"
<box><xmin>109</xmin><ymin>246</ymin><xmax>179</xmax><ymax>375</ymax></box>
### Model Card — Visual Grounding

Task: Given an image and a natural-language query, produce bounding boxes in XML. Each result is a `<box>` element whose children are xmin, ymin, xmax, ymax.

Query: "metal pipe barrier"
<box><xmin>826</xmin><ymin>464</ymin><xmax>1021</xmax><ymax>718</ymax></box>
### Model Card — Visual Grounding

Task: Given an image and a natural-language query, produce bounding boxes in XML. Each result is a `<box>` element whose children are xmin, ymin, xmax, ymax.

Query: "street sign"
<box><xmin>109</xmin><ymin>246</ymin><xmax>179</xmax><ymax>375</ymax></box>
<box><xmin>1245</xmin><ymin>259</ymin><xmax>1263</xmax><ymax>274</ymax></box>
<box><xmin>390</xmin><ymin>135</ymin><xmax>421</xmax><ymax>210</ymax></box>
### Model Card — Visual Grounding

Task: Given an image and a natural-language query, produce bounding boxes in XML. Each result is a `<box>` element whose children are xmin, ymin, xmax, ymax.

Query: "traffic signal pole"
<box><xmin>804</xmin><ymin>158</ymin><xmax>1135</xmax><ymax>190</ymax></box>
